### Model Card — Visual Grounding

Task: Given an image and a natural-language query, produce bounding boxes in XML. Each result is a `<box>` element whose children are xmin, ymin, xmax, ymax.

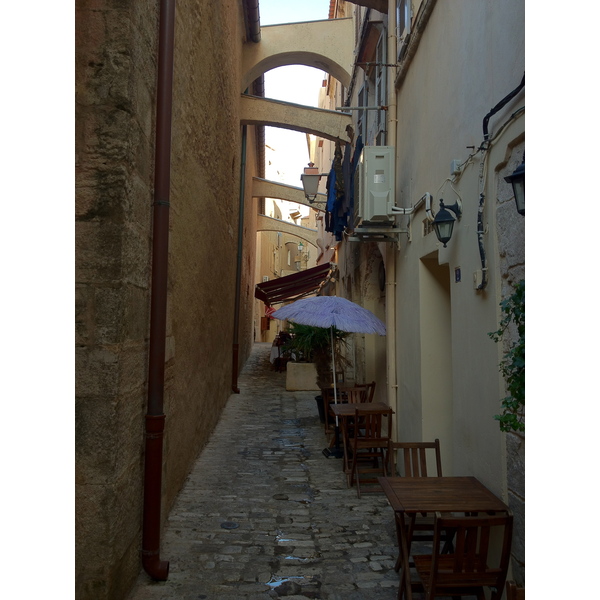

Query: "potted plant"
<box><xmin>283</xmin><ymin>323</ymin><xmax>351</xmax><ymax>420</ymax></box>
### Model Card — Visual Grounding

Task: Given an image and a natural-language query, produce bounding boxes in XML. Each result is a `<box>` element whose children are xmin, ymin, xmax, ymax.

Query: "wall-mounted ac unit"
<box><xmin>356</xmin><ymin>146</ymin><xmax>395</xmax><ymax>225</ymax></box>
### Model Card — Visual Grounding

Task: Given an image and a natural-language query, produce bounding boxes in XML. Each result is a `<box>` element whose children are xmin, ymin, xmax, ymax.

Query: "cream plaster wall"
<box><xmin>392</xmin><ymin>0</ymin><xmax>525</xmax><ymax>496</ymax></box>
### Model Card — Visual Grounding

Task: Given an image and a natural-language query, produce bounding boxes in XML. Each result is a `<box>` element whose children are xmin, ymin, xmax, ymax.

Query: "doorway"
<box><xmin>419</xmin><ymin>252</ymin><xmax>453</xmax><ymax>472</ymax></box>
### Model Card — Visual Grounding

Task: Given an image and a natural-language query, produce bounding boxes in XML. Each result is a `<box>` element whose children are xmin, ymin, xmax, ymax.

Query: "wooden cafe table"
<box><xmin>330</xmin><ymin>402</ymin><xmax>393</xmax><ymax>479</ymax></box>
<box><xmin>378</xmin><ymin>476</ymin><xmax>510</xmax><ymax>600</ymax></box>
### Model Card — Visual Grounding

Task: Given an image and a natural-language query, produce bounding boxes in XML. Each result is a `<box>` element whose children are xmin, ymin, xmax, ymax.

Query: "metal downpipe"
<box><xmin>232</xmin><ymin>125</ymin><xmax>247</xmax><ymax>393</ymax></box>
<box><xmin>142</xmin><ymin>0</ymin><xmax>176</xmax><ymax>581</ymax></box>
<box><xmin>386</xmin><ymin>0</ymin><xmax>399</xmax><ymax>429</ymax></box>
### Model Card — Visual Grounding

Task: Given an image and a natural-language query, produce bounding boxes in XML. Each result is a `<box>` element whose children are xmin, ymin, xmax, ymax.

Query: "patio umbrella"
<box><xmin>271</xmin><ymin>295</ymin><xmax>386</xmax><ymax>457</ymax></box>
<box><xmin>271</xmin><ymin>295</ymin><xmax>386</xmax><ymax>336</ymax></box>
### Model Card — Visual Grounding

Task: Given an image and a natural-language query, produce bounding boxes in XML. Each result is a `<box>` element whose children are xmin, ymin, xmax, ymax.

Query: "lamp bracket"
<box><xmin>443</xmin><ymin>198</ymin><xmax>463</xmax><ymax>220</ymax></box>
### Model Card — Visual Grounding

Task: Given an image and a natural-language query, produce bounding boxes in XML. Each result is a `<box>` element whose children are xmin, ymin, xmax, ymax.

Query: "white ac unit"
<box><xmin>357</xmin><ymin>146</ymin><xmax>395</xmax><ymax>224</ymax></box>
<box><xmin>262</xmin><ymin>276</ymin><xmax>269</xmax><ymax>282</ymax></box>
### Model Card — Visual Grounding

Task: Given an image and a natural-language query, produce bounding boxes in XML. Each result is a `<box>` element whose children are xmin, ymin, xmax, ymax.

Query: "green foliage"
<box><xmin>283</xmin><ymin>323</ymin><xmax>350</xmax><ymax>389</ymax></box>
<box><xmin>489</xmin><ymin>280</ymin><xmax>525</xmax><ymax>432</ymax></box>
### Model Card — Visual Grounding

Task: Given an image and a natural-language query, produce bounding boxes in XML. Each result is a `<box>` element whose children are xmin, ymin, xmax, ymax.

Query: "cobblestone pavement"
<box><xmin>128</xmin><ymin>343</ymin><xmax>403</xmax><ymax>600</ymax></box>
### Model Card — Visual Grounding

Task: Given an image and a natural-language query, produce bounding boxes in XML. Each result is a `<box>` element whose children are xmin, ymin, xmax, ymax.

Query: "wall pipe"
<box><xmin>386</xmin><ymin>0</ymin><xmax>399</xmax><ymax>432</ymax></box>
<box><xmin>476</xmin><ymin>74</ymin><xmax>525</xmax><ymax>291</ymax></box>
<box><xmin>142</xmin><ymin>0</ymin><xmax>176</xmax><ymax>581</ymax></box>
<box><xmin>231</xmin><ymin>125</ymin><xmax>247</xmax><ymax>394</ymax></box>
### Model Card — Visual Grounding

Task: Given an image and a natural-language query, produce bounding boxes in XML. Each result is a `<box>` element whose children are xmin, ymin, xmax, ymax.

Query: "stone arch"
<box><xmin>241</xmin><ymin>18</ymin><xmax>354</xmax><ymax>92</ymax></box>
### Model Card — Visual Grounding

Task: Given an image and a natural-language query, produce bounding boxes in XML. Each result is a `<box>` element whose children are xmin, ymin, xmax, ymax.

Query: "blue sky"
<box><xmin>258</xmin><ymin>0</ymin><xmax>330</xmax><ymax>26</ymax></box>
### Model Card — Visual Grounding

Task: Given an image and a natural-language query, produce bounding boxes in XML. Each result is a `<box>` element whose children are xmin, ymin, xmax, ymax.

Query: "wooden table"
<box><xmin>378</xmin><ymin>476</ymin><xmax>509</xmax><ymax>600</ymax></box>
<box><xmin>330</xmin><ymin>402</ymin><xmax>393</xmax><ymax>479</ymax></box>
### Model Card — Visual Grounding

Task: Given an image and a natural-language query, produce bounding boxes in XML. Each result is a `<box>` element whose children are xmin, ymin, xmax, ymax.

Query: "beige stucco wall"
<box><xmin>324</xmin><ymin>0</ymin><xmax>525</xmax><ymax>581</ymax></box>
<box><xmin>76</xmin><ymin>1</ymin><xmax>258</xmax><ymax>597</ymax></box>
<box><xmin>392</xmin><ymin>0</ymin><xmax>525</xmax><ymax>497</ymax></box>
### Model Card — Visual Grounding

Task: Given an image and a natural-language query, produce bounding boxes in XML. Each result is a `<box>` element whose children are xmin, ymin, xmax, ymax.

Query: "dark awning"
<box><xmin>255</xmin><ymin>263</ymin><xmax>335</xmax><ymax>306</ymax></box>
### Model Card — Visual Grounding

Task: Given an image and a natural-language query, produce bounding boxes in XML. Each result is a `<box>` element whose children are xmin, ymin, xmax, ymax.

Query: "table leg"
<box><xmin>397</xmin><ymin>511</ymin><xmax>414</xmax><ymax>600</ymax></box>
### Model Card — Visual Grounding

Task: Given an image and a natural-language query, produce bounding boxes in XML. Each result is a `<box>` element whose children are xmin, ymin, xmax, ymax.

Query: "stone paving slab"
<box><xmin>127</xmin><ymin>343</ymin><xmax>462</xmax><ymax>599</ymax></box>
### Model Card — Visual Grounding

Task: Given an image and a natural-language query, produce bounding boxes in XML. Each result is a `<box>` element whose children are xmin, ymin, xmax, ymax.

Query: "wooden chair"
<box><xmin>348</xmin><ymin>406</ymin><xmax>393</xmax><ymax>497</ymax></box>
<box><xmin>388</xmin><ymin>440</ymin><xmax>452</xmax><ymax>572</ymax></box>
<box><xmin>506</xmin><ymin>580</ymin><xmax>525</xmax><ymax>600</ymax></box>
<box><xmin>356</xmin><ymin>380</ymin><xmax>376</xmax><ymax>403</ymax></box>
<box><xmin>388</xmin><ymin>439</ymin><xmax>443</xmax><ymax>478</ymax></box>
<box><xmin>412</xmin><ymin>511</ymin><xmax>513</xmax><ymax>600</ymax></box>
<box><xmin>324</xmin><ymin>385</ymin><xmax>368</xmax><ymax>438</ymax></box>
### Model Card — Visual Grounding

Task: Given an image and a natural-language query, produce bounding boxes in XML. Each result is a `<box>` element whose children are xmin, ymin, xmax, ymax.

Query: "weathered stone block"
<box><xmin>76</xmin><ymin>345</ymin><xmax>120</xmax><ymax>397</ymax></box>
<box><xmin>76</xmin><ymin>220</ymin><xmax>124</xmax><ymax>282</ymax></box>
<box><xmin>75</xmin><ymin>395</ymin><xmax>118</xmax><ymax>486</ymax></box>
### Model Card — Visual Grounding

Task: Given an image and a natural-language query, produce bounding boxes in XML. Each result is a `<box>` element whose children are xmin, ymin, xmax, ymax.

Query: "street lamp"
<box><xmin>504</xmin><ymin>158</ymin><xmax>525</xmax><ymax>216</ymax></box>
<box><xmin>432</xmin><ymin>198</ymin><xmax>462</xmax><ymax>248</ymax></box>
<box><xmin>300</xmin><ymin>162</ymin><xmax>324</xmax><ymax>203</ymax></box>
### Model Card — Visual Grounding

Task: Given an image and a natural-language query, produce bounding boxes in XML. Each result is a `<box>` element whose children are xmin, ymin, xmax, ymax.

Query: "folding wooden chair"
<box><xmin>412</xmin><ymin>512</ymin><xmax>513</xmax><ymax>600</ymax></box>
<box><xmin>348</xmin><ymin>406</ymin><xmax>393</xmax><ymax>497</ymax></box>
<box><xmin>356</xmin><ymin>380</ymin><xmax>376</xmax><ymax>403</ymax></box>
<box><xmin>388</xmin><ymin>440</ymin><xmax>454</xmax><ymax>572</ymax></box>
<box><xmin>324</xmin><ymin>385</ymin><xmax>368</xmax><ymax>439</ymax></box>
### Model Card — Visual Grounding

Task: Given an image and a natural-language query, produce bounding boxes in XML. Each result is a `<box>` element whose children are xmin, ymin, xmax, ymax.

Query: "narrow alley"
<box><xmin>128</xmin><ymin>342</ymin><xmax>400</xmax><ymax>599</ymax></box>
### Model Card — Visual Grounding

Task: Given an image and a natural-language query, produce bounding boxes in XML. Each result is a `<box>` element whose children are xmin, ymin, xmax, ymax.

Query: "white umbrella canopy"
<box><xmin>271</xmin><ymin>295</ymin><xmax>386</xmax><ymax>458</ymax></box>
<box><xmin>271</xmin><ymin>296</ymin><xmax>386</xmax><ymax>336</ymax></box>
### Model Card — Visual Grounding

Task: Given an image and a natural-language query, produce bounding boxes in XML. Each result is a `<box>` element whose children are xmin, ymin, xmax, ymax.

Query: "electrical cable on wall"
<box><xmin>424</xmin><ymin>75</ymin><xmax>525</xmax><ymax>291</ymax></box>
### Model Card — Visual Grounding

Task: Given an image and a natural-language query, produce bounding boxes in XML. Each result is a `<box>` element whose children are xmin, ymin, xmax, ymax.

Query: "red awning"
<box><xmin>255</xmin><ymin>263</ymin><xmax>335</xmax><ymax>306</ymax></box>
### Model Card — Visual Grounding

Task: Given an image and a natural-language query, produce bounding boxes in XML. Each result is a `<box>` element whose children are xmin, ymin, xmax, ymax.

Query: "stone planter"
<box><xmin>285</xmin><ymin>362</ymin><xmax>319</xmax><ymax>391</ymax></box>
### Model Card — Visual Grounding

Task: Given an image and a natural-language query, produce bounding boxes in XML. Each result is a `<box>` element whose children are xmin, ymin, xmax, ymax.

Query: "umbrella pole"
<box><xmin>323</xmin><ymin>326</ymin><xmax>344</xmax><ymax>459</ymax></box>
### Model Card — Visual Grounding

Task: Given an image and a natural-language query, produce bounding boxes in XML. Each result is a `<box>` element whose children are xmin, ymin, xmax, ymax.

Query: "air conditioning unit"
<box><xmin>262</xmin><ymin>276</ymin><xmax>269</xmax><ymax>282</ymax></box>
<box><xmin>356</xmin><ymin>146</ymin><xmax>395</xmax><ymax>224</ymax></box>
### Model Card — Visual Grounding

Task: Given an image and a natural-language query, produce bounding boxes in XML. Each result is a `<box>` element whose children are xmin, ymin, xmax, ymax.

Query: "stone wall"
<box><xmin>496</xmin><ymin>142</ymin><xmax>525</xmax><ymax>585</ymax></box>
<box><xmin>75</xmin><ymin>1</ymin><xmax>257</xmax><ymax>597</ymax></box>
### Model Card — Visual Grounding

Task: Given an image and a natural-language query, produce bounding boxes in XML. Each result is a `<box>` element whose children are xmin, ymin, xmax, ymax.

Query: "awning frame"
<box><xmin>255</xmin><ymin>262</ymin><xmax>336</xmax><ymax>306</ymax></box>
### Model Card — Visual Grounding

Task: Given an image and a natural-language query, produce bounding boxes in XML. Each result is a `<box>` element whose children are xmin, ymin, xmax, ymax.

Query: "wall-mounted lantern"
<box><xmin>432</xmin><ymin>199</ymin><xmax>463</xmax><ymax>247</ymax></box>
<box><xmin>504</xmin><ymin>158</ymin><xmax>525</xmax><ymax>216</ymax></box>
<box><xmin>300</xmin><ymin>162</ymin><xmax>325</xmax><ymax>203</ymax></box>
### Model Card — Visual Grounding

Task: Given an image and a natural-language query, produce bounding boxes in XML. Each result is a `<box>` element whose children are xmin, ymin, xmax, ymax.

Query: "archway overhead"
<box><xmin>240</xmin><ymin>95</ymin><xmax>353</xmax><ymax>143</ymax></box>
<box><xmin>257</xmin><ymin>214</ymin><xmax>318</xmax><ymax>249</ymax></box>
<box><xmin>252</xmin><ymin>177</ymin><xmax>326</xmax><ymax>212</ymax></box>
<box><xmin>241</xmin><ymin>18</ymin><xmax>354</xmax><ymax>91</ymax></box>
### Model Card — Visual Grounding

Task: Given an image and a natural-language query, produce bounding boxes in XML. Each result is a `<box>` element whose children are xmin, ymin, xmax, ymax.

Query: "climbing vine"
<box><xmin>489</xmin><ymin>280</ymin><xmax>525</xmax><ymax>432</ymax></box>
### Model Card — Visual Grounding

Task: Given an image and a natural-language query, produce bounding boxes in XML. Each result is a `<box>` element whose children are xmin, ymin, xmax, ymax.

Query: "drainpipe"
<box><xmin>386</xmin><ymin>0</ymin><xmax>399</xmax><ymax>431</ymax></box>
<box><xmin>244</xmin><ymin>0</ymin><xmax>261</xmax><ymax>43</ymax></box>
<box><xmin>232</xmin><ymin>4</ymin><xmax>262</xmax><ymax>392</ymax></box>
<box><xmin>232</xmin><ymin>125</ymin><xmax>247</xmax><ymax>393</ymax></box>
<box><xmin>142</xmin><ymin>0</ymin><xmax>176</xmax><ymax>581</ymax></box>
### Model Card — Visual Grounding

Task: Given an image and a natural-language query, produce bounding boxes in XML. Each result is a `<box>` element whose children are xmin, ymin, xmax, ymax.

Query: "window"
<box><xmin>396</xmin><ymin>0</ymin><xmax>412</xmax><ymax>60</ymax></box>
<box><xmin>357</xmin><ymin>83</ymin><xmax>368</xmax><ymax>142</ymax></box>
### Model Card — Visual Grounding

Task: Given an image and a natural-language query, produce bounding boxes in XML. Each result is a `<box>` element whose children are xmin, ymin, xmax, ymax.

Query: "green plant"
<box><xmin>489</xmin><ymin>279</ymin><xmax>525</xmax><ymax>432</ymax></box>
<box><xmin>283</xmin><ymin>323</ymin><xmax>350</xmax><ymax>390</ymax></box>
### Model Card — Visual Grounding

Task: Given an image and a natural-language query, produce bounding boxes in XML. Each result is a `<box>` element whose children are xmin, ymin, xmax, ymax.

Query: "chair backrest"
<box><xmin>356</xmin><ymin>381</ymin><xmax>376</xmax><ymax>403</ymax></box>
<box><xmin>429</xmin><ymin>511</ymin><xmax>513</xmax><ymax>596</ymax></box>
<box><xmin>353</xmin><ymin>407</ymin><xmax>393</xmax><ymax>443</ymax></box>
<box><xmin>389</xmin><ymin>439</ymin><xmax>442</xmax><ymax>477</ymax></box>
<box><xmin>506</xmin><ymin>580</ymin><xmax>525</xmax><ymax>600</ymax></box>
<box><xmin>342</xmin><ymin>386</ymin><xmax>369</xmax><ymax>404</ymax></box>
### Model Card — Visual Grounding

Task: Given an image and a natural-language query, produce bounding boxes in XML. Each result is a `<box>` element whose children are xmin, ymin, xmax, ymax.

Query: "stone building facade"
<box><xmin>76</xmin><ymin>1</ymin><xmax>259</xmax><ymax>597</ymax></box>
<box><xmin>312</xmin><ymin>0</ymin><xmax>525</xmax><ymax>585</ymax></box>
